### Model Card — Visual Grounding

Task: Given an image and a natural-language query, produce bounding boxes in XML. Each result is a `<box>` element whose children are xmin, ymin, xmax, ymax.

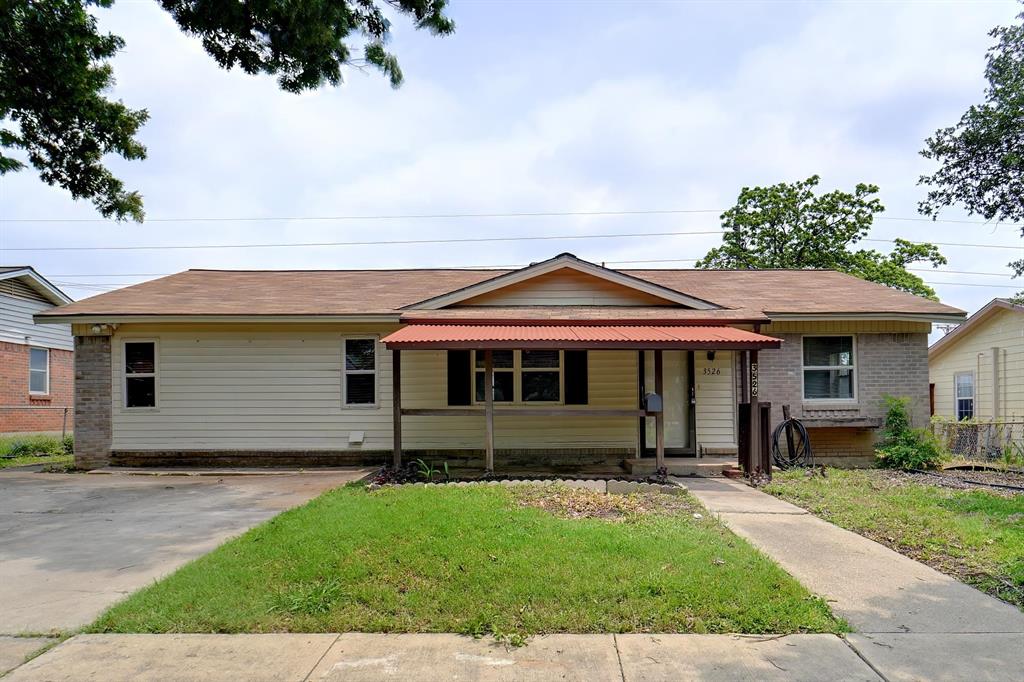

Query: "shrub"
<box><xmin>0</xmin><ymin>434</ymin><xmax>73</xmax><ymax>459</ymax></box>
<box><xmin>875</xmin><ymin>396</ymin><xmax>946</xmax><ymax>471</ymax></box>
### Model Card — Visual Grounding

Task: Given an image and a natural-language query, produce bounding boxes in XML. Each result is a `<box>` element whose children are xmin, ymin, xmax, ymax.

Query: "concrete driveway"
<box><xmin>0</xmin><ymin>469</ymin><xmax>369</xmax><ymax>635</ymax></box>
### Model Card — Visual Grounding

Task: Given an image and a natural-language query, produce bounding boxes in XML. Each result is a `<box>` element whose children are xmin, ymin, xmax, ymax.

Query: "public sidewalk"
<box><xmin>5</xmin><ymin>632</ymin><xmax>880</xmax><ymax>681</ymax></box>
<box><xmin>684</xmin><ymin>476</ymin><xmax>1024</xmax><ymax>681</ymax></box>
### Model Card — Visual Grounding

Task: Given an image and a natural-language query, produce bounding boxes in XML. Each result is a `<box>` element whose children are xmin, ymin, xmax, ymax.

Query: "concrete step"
<box><xmin>624</xmin><ymin>457</ymin><xmax>734</xmax><ymax>477</ymax></box>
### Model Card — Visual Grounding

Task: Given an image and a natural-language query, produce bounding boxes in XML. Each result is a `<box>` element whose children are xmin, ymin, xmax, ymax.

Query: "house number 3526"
<box><xmin>702</xmin><ymin>367</ymin><xmax>721</xmax><ymax>376</ymax></box>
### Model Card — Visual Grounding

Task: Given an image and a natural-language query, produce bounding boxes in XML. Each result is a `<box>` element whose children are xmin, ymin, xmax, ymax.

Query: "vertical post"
<box><xmin>637</xmin><ymin>350</ymin><xmax>647</xmax><ymax>457</ymax></box>
<box><xmin>484</xmin><ymin>349</ymin><xmax>495</xmax><ymax>474</ymax></box>
<box><xmin>392</xmin><ymin>349</ymin><xmax>402</xmax><ymax>468</ymax></box>
<box><xmin>654</xmin><ymin>349</ymin><xmax>665</xmax><ymax>470</ymax></box>
<box><xmin>739</xmin><ymin>350</ymin><xmax>749</xmax><ymax>402</ymax></box>
<box><xmin>992</xmin><ymin>346</ymin><xmax>1000</xmax><ymax>421</ymax></box>
<box><xmin>749</xmin><ymin>348</ymin><xmax>761</xmax><ymax>475</ymax></box>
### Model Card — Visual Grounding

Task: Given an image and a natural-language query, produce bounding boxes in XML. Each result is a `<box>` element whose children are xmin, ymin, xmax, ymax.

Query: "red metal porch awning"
<box><xmin>381</xmin><ymin>324</ymin><xmax>782</xmax><ymax>350</ymax></box>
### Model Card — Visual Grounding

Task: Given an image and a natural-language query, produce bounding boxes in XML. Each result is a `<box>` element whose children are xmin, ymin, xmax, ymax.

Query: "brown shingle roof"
<box><xmin>37</xmin><ymin>266</ymin><xmax>964</xmax><ymax>319</ymax></box>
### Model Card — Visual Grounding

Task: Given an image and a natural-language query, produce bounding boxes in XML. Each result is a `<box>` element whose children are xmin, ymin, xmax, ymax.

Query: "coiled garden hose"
<box><xmin>771</xmin><ymin>417</ymin><xmax>813</xmax><ymax>469</ymax></box>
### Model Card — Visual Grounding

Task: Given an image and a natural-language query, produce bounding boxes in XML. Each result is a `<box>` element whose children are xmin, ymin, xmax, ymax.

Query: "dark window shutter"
<box><xmin>564</xmin><ymin>350</ymin><xmax>588</xmax><ymax>405</ymax></box>
<box><xmin>447</xmin><ymin>350</ymin><xmax>471</xmax><ymax>405</ymax></box>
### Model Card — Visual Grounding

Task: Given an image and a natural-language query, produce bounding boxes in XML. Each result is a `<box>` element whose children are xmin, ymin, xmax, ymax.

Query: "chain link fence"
<box><xmin>931</xmin><ymin>419</ymin><xmax>1024</xmax><ymax>461</ymax></box>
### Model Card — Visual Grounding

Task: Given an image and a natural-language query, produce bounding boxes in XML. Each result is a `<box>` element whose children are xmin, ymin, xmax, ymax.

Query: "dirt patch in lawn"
<box><xmin>512</xmin><ymin>485</ymin><xmax>701</xmax><ymax>521</ymax></box>
<box><xmin>878</xmin><ymin>469</ymin><xmax>1024</xmax><ymax>497</ymax></box>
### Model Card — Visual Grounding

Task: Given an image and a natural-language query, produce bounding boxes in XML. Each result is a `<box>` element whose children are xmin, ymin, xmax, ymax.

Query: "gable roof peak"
<box><xmin>403</xmin><ymin>253</ymin><xmax>723</xmax><ymax>310</ymax></box>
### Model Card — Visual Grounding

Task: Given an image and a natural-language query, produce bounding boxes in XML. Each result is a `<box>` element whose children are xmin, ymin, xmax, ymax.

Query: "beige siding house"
<box><xmin>36</xmin><ymin>254</ymin><xmax>964</xmax><ymax>472</ymax></box>
<box><xmin>929</xmin><ymin>299</ymin><xmax>1024</xmax><ymax>422</ymax></box>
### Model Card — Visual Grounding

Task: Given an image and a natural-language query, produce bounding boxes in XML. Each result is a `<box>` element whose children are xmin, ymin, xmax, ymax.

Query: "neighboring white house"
<box><xmin>929</xmin><ymin>298</ymin><xmax>1024</xmax><ymax>422</ymax></box>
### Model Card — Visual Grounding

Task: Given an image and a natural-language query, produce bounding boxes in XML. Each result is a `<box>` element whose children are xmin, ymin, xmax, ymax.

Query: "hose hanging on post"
<box><xmin>771</xmin><ymin>405</ymin><xmax>813</xmax><ymax>469</ymax></box>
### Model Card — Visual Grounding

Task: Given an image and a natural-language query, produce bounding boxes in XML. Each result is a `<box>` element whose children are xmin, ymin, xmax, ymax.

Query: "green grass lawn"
<box><xmin>766</xmin><ymin>469</ymin><xmax>1024</xmax><ymax>609</ymax></box>
<box><xmin>0</xmin><ymin>434</ymin><xmax>73</xmax><ymax>470</ymax></box>
<box><xmin>89</xmin><ymin>484</ymin><xmax>842</xmax><ymax>637</ymax></box>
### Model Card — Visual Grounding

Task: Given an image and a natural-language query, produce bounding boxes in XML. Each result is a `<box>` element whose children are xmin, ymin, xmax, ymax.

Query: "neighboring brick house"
<box><xmin>0</xmin><ymin>267</ymin><xmax>74</xmax><ymax>433</ymax></box>
<box><xmin>34</xmin><ymin>253</ymin><xmax>965</xmax><ymax>471</ymax></box>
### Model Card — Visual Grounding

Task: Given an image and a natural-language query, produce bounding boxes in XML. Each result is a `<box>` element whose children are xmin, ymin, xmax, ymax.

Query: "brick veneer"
<box><xmin>0</xmin><ymin>340</ymin><xmax>74</xmax><ymax>432</ymax></box>
<box><xmin>73</xmin><ymin>335</ymin><xmax>112</xmax><ymax>469</ymax></box>
<box><xmin>756</xmin><ymin>332</ymin><xmax>930</xmax><ymax>464</ymax></box>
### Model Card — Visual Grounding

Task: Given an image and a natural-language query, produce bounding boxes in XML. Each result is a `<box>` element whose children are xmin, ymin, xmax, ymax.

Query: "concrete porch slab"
<box><xmin>626</xmin><ymin>457</ymin><xmax>734</xmax><ymax>477</ymax></box>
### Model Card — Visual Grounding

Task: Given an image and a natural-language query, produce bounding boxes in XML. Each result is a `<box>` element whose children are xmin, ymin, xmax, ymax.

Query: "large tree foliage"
<box><xmin>697</xmin><ymin>176</ymin><xmax>947</xmax><ymax>299</ymax></box>
<box><xmin>919</xmin><ymin>9</ymin><xmax>1024</xmax><ymax>227</ymax></box>
<box><xmin>0</xmin><ymin>0</ymin><xmax>453</xmax><ymax>221</ymax></box>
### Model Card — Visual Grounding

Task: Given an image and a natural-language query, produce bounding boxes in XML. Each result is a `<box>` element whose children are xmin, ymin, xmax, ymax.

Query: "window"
<box><xmin>473</xmin><ymin>350</ymin><xmax>562</xmax><ymax>403</ymax></box>
<box><xmin>344</xmin><ymin>338</ymin><xmax>377</xmax><ymax>406</ymax></box>
<box><xmin>802</xmin><ymin>336</ymin><xmax>855</xmax><ymax>400</ymax></box>
<box><xmin>124</xmin><ymin>341</ymin><xmax>156</xmax><ymax>408</ymax></box>
<box><xmin>521</xmin><ymin>350</ymin><xmax>560</xmax><ymax>402</ymax></box>
<box><xmin>954</xmin><ymin>372</ymin><xmax>974</xmax><ymax>421</ymax></box>
<box><xmin>474</xmin><ymin>350</ymin><xmax>514</xmax><ymax>402</ymax></box>
<box><xmin>29</xmin><ymin>348</ymin><xmax>48</xmax><ymax>394</ymax></box>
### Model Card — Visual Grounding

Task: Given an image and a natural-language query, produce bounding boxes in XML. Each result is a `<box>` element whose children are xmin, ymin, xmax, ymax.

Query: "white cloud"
<box><xmin>1</xmin><ymin>0</ymin><xmax>1021</xmax><ymax>319</ymax></box>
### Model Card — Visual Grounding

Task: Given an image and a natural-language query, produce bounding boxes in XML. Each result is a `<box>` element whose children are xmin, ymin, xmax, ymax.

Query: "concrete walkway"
<box><xmin>5</xmin><ymin>632</ymin><xmax>882</xmax><ymax>681</ymax></box>
<box><xmin>683</xmin><ymin>477</ymin><xmax>1024</xmax><ymax>681</ymax></box>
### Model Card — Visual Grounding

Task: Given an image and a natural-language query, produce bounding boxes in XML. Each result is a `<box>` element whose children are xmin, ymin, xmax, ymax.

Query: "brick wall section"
<box><xmin>0</xmin><ymin>340</ymin><xmax>74</xmax><ymax>432</ymax></box>
<box><xmin>756</xmin><ymin>332</ymin><xmax>930</xmax><ymax>463</ymax></box>
<box><xmin>73</xmin><ymin>335</ymin><xmax>112</xmax><ymax>469</ymax></box>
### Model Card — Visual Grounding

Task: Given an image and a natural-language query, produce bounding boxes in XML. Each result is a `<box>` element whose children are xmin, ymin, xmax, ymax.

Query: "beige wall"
<box><xmin>96</xmin><ymin>323</ymin><xmax>739</xmax><ymax>454</ymax></box>
<box><xmin>458</xmin><ymin>268</ymin><xmax>673</xmax><ymax>306</ymax></box>
<box><xmin>101</xmin><ymin>323</ymin><xmax>734</xmax><ymax>453</ymax></box>
<box><xmin>930</xmin><ymin>307</ymin><xmax>1024</xmax><ymax>420</ymax></box>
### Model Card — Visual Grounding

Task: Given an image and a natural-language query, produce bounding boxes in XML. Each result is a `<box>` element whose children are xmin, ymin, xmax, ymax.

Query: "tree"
<box><xmin>0</xmin><ymin>0</ymin><xmax>454</xmax><ymax>221</ymax></box>
<box><xmin>919</xmin><ymin>9</ymin><xmax>1024</xmax><ymax>228</ymax></box>
<box><xmin>697</xmin><ymin>176</ymin><xmax>947</xmax><ymax>299</ymax></box>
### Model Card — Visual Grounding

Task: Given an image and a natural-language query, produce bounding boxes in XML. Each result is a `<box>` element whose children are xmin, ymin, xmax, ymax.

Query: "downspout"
<box><xmin>992</xmin><ymin>346</ymin><xmax>1000</xmax><ymax>422</ymax></box>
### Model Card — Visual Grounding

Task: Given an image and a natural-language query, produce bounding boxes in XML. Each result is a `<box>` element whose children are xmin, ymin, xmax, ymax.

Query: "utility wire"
<box><xmin>0</xmin><ymin>208</ymin><xmax>1020</xmax><ymax>227</ymax></box>
<box><xmin>46</xmin><ymin>265</ymin><xmax>1024</xmax><ymax>278</ymax></box>
<box><xmin>6</xmin><ymin>229</ymin><xmax>1024</xmax><ymax>253</ymax></box>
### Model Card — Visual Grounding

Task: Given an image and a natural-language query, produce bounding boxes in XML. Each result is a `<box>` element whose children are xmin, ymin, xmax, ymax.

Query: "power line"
<box><xmin>1</xmin><ymin>230</ymin><xmax>725</xmax><ymax>251</ymax></box>
<box><xmin>0</xmin><ymin>208</ymin><xmax>722</xmax><ymax>224</ymax></box>
<box><xmin>5</xmin><ymin>229</ymin><xmax>1024</xmax><ymax>253</ymax></box>
<box><xmin>0</xmin><ymin>207</ymin><xmax>1020</xmax><ymax>227</ymax></box>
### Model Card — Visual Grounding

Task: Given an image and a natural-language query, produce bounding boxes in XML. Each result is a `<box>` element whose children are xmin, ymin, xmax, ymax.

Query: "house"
<box><xmin>929</xmin><ymin>298</ymin><xmax>1024</xmax><ymax>422</ymax></box>
<box><xmin>1</xmin><ymin>267</ymin><xmax>74</xmax><ymax>434</ymax></box>
<box><xmin>34</xmin><ymin>253</ymin><xmax>964</xmax><ymax>471</ymax></box>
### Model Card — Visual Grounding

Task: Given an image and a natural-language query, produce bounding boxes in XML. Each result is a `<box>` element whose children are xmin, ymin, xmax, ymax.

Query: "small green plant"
<box><xmin>442</xmin><ymin>461</ymin><xmax>451</xmax><ymax>481</ymax></box>
<box><xmin>269</xmin><ymin>578</ymin><xmax>343</xmax><ymax>616</ymax></box>
<box><xmin>998</xmin><ymin>442</ymin><xmax>1024</xmax><ymax>470</ymax></box>
<box><xmin>61</xmin><ymin>434</ymin><xmax>74</xmax><ymax>455</ymax></box>
<box><xmin>414</xmin><ymin>458</ymin><xmax>439</xmax><ymax>481</ymax></box>
<box><xmin>875</xmin><ymin>396</ymin><xmax>946</xmax><ymax>470</ymax></box>
<box><xmin>0</xmin><ymin>434</ymin><xmax>69</xmax><ymax>458</ymax></box>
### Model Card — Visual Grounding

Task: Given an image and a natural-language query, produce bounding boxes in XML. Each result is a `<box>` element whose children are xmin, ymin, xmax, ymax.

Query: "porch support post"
<box><xmin>654</xmin><ymin>349</ymin><xmax>665</xmax><ymax>470</ymax></box>
<box><xmin>392</xmin><ymin>349</ymin><xmax>402</xmax><ymax>468</ymax></box>
<box><xmin>749</xmin><ymin>348</ymin><xmax>761</xmax><ymax>475</ymax></box>
<box><xmin>483</xmin><ymin>349</ymin><xmax>495</xmax><ymax>474</ymax></box>
<box><xmin>637</xmin><ymin>350</ymin><xmax>646</xmax><ymax>457</ymax></box>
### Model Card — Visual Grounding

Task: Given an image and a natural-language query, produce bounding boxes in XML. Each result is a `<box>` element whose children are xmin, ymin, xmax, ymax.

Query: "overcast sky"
<box><xmin>1</xmin><ymin>0</ymin><xmax>1022</xmax><ymax>326</ymax></box>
